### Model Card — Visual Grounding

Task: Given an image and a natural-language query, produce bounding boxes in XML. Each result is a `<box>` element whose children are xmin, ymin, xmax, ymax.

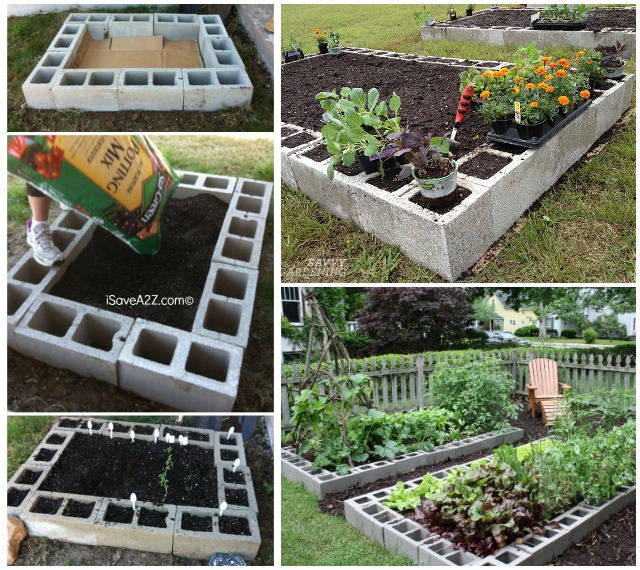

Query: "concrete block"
<box><xmin>383</xmin><ymin>518</ymin><xmax>432</xmax><ymax>563</ymax></box>
<box><xmin>22</xmin><ymin>61</ymin><xmax>62</xmax><ymax>109</ymax></box>
<box><xmin>52</xmin><ymin>69</ymin><xmax>120</xmax><ymax>112</ymax></box>
<box><xmin>14</xmin><ymin>293</ymin><xmax>134</xmax><ymax>385</ymax></box>
<box><xmin>118</xmin><ymin>69</ymin><xmax>184</xmax><ymax>111</ymax></box>
<box><xmin>183</xmin><ymin>67</ymin><xmax>253</xmax><ymax>111</ymax></box>
<box><xmin>105</xmin><ymin>419</ymin><xmax>162</xmax><ymax>442</ymax></box>
<box><xmin>214</xmin><ymin>509</ymin><xmax>261</xmax><ymax>561</ymax></box>
<box><xmin>198</xmin><ymin>22</ymin><xmax>230</xmax><ymax>53</ymax></box>
<box><xmin>174</xmin><ymin>170</ymin><xmax>236</xmax><ymax>203</ymax></box>
<box><xmin>513</xmin><ymin>526</ymin><xmax>572</xmax><ymax>565</ymax></box>
<box><xmin>108</xmin><ymin>13</ymin><xmax>154</xmax><ymax>37</ymax></box>
<box><xmin>8</xmin><ymin>485</ymin><xmax>38</xmax><ymax>517</ymax></box>
<box><xmin>47</xmin><ymin>25</ymin><xmax>85</xmax><ymax>56</ymax></box>
<box><xmin>154</xmin><ymin>13</ymin><xmax>200</xmax><ymax>41</ymax></box>
<box><xmin>479</xmin><ymin>545</ymin><xmax>530</xmax><ymax>566</ymax></box>
<box><xmin>8</xmin><ymin>463</ymin><xmax>51</xmax><ymax>493</ymax></box>
<box><xmin>22</xmin><ymin>491</ymin><xmax>102</xmax><ymax>545</ymax></box>
<box><xmin>95</xmin><ymin>498</ymin><xmax>176</xmax><ymax>554</ymax></box>
<box><xmin>118</xmin><ymin>319</ymin><xmax>243</xmax><ymax>412</ymax></box>
<box><xmin>192</xmin><ymin>263</ymin><xmax>258</xmax><ymax>347</ymax></box>
<box><xmin>235</xmin><ymin>178</ymin><xmax>273</xmax><ymax>218</ymax></box>
<box><xmin>51</xmin><ymin>417</ymin><xmax>103</xmax><ymax>433</ymax></box>
<box><xmin>202</xmin><ymin>37</ymin><xmax>245</xmax><ymax>68</ymax></box>
<box><xmin>418</xmin><ymin>538</ymin><xmax>483</xmax><ymax>565</ymax></box>
<box><xmin>7</xmin><ymin>281</ymin><xmax>37</xmax><ymax>349</ymax></box>
<box><xmin>64</xmin><ymin>13</ymin><xmax>111</xmax><ymax>40</ymax></box>
<box><xmin>159</xmin><ymin>424</ymin><xmax>216</xmax><ymax>449</ymax></box>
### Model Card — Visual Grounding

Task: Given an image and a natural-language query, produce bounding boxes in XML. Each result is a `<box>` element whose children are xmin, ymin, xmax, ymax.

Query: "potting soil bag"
<box><xmin>7</xmin><ymin>135</ymin><xmax>181</xmax><ymax>255</ymax></box>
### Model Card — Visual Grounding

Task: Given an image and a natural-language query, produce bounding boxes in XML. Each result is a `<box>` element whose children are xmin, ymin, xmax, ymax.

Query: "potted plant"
<box><xmin>314</xmin><ymin>28</ymin><xmax>328</xmax><ymax>54</ymax></box>
<box><xmin>449</xmin><ymin>6</ymin><xmax>457</xmax><ymax>21</ymax></box>
<box><xmin>466</xmin><ymin>4</ymin><xmax>475</xmax><ymax>17</ymax></box>
<box><xmin>574</xmin><ymin>49</ymin><xmax>605</xmax><ymax>88</ymax></box>
<box><xmin>282</xmin><ymin>33</ymin><xmax>304</xmax><ymax>63</ymax></box>
<box><xmin>327</xmin><ymin>27</ymin><xmax>341</xmax><ymax>55</ymax></box>
<box><xmin>413</xmin><ymin>6</ymin><xmax>435</xmax><ymax>26</ymax></box>
<box><xmin>596</xmin><ymin>41</ymin><xmax>631</xmax><ymax>79</ymax></box>
<box><xmin>316</xmin><ymin>87</ymin><xmax>402</xmax><ymax>180</ymax></box>
<box><xmin>533</xmin><ymin>3</ymin><xmax>589</xmax><ymax>30</ymax></box>
<box><xmin>389</xmin><ymin>127</ymin><xmax>458</xmax><ymax>207</ymax></box>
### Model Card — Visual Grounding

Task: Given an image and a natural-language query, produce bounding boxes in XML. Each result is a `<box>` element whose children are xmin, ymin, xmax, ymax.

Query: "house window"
<box><xmin>281</xmin><ymin>287</ymin><xmax>303</xmax><ymax>324</ymax></box>
<box><xmin>509</xmin><ymin>319</ymin><xmax>516</xmax><ymax>326</ymax></box>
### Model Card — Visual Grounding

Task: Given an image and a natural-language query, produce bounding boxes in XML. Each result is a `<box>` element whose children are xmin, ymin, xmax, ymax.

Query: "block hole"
<box><xmin>220</xmin><ymin>449</ymin><xmax>238</xmax><ymax>461</ymax></box>
<box><xmin>57</xmin><ymin>210</ymin><xmax>87</xmax><ymax>230</ymax></box>
<box><xmin>177</xmin><ymin>14</ymin><xmax>197</xmax><ymax>23</ymax></box>
<box><xmin>72</xmin><ymin>314</ymin><xmax>121</xmax><ymax>351</ymax></box>
<box><xmin>41</xmin><ymin>53</ymin><xmax>66</xmax><ymax>67</ymax></box>
<box><xmin>209</xmin><ymin>37</ymin><xmax>233</xmax><ymax>50</ymax></box>
<box><xmin>224</xmin><ymin>488</ymin><xmax>249</xmax><ymax>507</ymax></box>
<box><xmin>31</xmin><ymin>496</ymin><xmax>63</xmax><ymax>515</ymax></box>
<box><xmin>236</xmin><ymin>196</ymin><xmax>262</xmax><ymax>214</ymax></box>
<box><xmin>138</xmin><ymin>507</ymin><xmax>168</xmax><ymax>528</ymax></box>
<box><xmin>240</xmin><ymin>181</ymin><xmax>267</xmax><ymax>197</ymax></box>
<box><xmin>204</xmin><ymin>176</ymin><xmax>228</xmax><ymax>189</ymax></box>
<box><xmin>188</xmin><ymin>70</ymin><xmax>214</xmax><ymax>86</ymax></box>
<box><xmin>8</xmin><ymin>488</ymin><xmax>29</xmax><ymax>507</ymax></box>
<box><xmin>217</xmin><ymin>69</ymin><xmax>243</xmax><ymax>85</ymax></box>
<box><xmin>62</xmin><ymin>499</ymin><xmax>95</xmax><ymax>518</ymax></box>
<box><xmin>185</xmin><ymin>342</ymin><xmax>230</xmax><ymax>382</ymax></box>
<box><xmin>60</xmin><ymin>72</ymin><xmax>87</xmax><ymax>86</ymax></box>
<box><xmin>54</xmin><ymin>37</ymin><xmax>74</xmax><ymax>49</ymax></box>
<box><xmin>202</xmin><ymin>299</ymin><xmax>241</xmax><ymax>336</ymax></box>
<box><xmin>447</xmin><ymin>551</ymin><xmax>476</xmax><ymax>564</ymax></box>
<box><xmin>89</xmin><ymin>72</ymin><xmax>115</xmax><ymax>86</ymax></box>
<box><xmin>152</xmin><ymin>71</ymin><xmax>176</xmax><ymax>86</ymax></box>
<box><xmin>113</xmin><ymin>15</ymin><xmax>131</xmax><ymax>22</ymax></box>
<box><xmin>213</xmin><ymin>268</ymin><xmax>248</xmax><ymax>300</ymax></box>
<box><xmin>46</xmin><ymin>434</ymin><xmax>66</xmax><ymax>445</ymax></box>
<box><xmin>61</xmin><ymin>25</ymin><xmax>81</xmax><ymax>35</ymax></box>
<box><xmin>215</xmin><ymin>51</ymin><xmax>237</xmax><ymax>65</ymax></box>
<box><xmin>17</xmin><ymin>469</ymin><xmax>43</xmax><ymax>485</ymax></box>
<box><xmin>31</xmin><ymin>69</ymin><xmax>57</xmax><ymax>85</ymax></box>
<box><xmin>28</xmin><ymin>302</ymin><xmax>76</xmax><ymax>337</ymax></box>
<box><xmin>205</xmin><ymin>25</ymin><xmax>224</xmax><ymax>35</ymax></box>
<box><xmin>157</xmin><ymin>14</ymin><xmax>176</xmax><ymax>23</ymax></box>
<box><xmin>51</xmin><ymin>229</ymin><xmax>75</xmax><ymax>251</ymax></box>
<box><xmin>68</xmin><ymin>15</ymin><xmax>88</xmax><ymax>22</ymax></box>
<box><xmin>8</xmin><ymin>283</ymin><xmax>31</xmax><ymax>316</ymax></box>
<box><xmin>34</xmin><ymin>448</ymin><xmax>56</xmax><ymax>461</ymax></box>
<box><xmin>223</xmin><ymin>469</ymin><xmax>246</xmax><ymax>484</ymax></box>
<box><xmin>221</xmin><ymin>237</ymin><xmax>253</xmax><ymax>263</ymax></box>
<box><xmin>201</xmin><ymin>16</ymin><xmax>221</xmax><ymax>24</ymax></box>
<box><xmin>132</xmin><ymin>15</ymin><xmax>150</xmax><ymax>22</ymax></box>
<box><xmin>89</xmin><ymin>15</ymin><xmax>108</xmax><ymax>22</ymax></box>
<box><xmin>495</xmin><ymin>551</ymin><xmax>520</xmax><ymax>563</ymax></box>
<box><xmin>124</xmin><ymin>71</ymin><xmax>149</xmax><ymax>86</ymax></box>
<box><xmin>104</xmin><ymin>503</ymin><xmax>134</xmax><ymax>523</ymax></box>
<box><xmin>219</xmin><ymin>515</ymin><xmax>250</xmax><ymax>536</ymax></box>
<box><xmin>180</xmin><ymin>173</ymin><xmax>199</xmax><ymax>185</ymax></box>
<box><xmin>182</xmin><ymin>513</ymin><xmax>212</xmax><ymax>532</ymax></box>
<box><xmin>132</xmin><ymin>329</ymin><xmax>177</xmax><ymax>365</ymax></box>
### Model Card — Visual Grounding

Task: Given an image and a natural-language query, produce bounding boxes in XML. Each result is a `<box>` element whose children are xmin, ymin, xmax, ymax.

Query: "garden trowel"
<box><xmin>448</xmin><ymin>83</ymin><xmax>475</xmax><ymax>156</ymax></box>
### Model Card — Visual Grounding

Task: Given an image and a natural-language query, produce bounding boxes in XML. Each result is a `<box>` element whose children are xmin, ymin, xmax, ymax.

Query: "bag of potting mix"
<box><xmin>7</xmin><ymin>135</ymin><xmax>181</xmax><ymax>255</ymax></box>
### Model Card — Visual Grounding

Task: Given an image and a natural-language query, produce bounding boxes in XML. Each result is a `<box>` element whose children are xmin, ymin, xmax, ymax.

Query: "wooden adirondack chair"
<box><xmin>527</xmin><ymin>358</ymin><xmax>571</xmax><ymax>425</ymax></box>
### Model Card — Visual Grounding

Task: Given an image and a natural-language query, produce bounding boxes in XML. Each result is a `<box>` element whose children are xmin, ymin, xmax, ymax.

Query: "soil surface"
<box><xmin>282</xmin><ymin>132</ymin><xmax>317</xmax><ymax>148</ymax></box>
<box><xmin>50</xmin><ymin>195</ymin><xmax>226</xmax><ymax>331</ymax></box>
<box><xmin>39</xmin><ymin>433</ymin><xmax>218</xmax><ymax>508</ymax></box>
<box><xmin>443</xmin><ymin>8</ymin><xmax>636</xmax><ymax>31</ymax></box>
<box><xmin>282</xmin><ymin>53</ymin><xmax>488</xmax><ymax>160</ymax></box>
<box><xmin>14</xmin><ymin>417</ymin><xmax>274</xmax><ymax>565</ymax></box>
<box><xmin>459</xmin><ymin>152</ymin><xmax>512</xmax><ymax>179</ymax></box>
<box><xmin>410</xmin><ymin>186</ymin><xmax>472</xmax><ymax>215</ymax></box>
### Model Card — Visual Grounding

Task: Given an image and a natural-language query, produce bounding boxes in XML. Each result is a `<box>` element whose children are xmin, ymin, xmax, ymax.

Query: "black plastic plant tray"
<box><xmin>531</xmin><ymin>19</ymin><xmax>587</xmax><ymax>31</ymax></box>
<box><xmin>486</xmin><ymin>100</ymin><xmax>591</xmax><ymax>149</ymax></box>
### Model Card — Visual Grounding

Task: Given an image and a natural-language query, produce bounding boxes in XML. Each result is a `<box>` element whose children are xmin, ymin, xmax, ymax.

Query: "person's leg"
<box><xmin>26</xmin><ymin>184</ymin><xmax>63</xmax><ymax>266</ymax></box>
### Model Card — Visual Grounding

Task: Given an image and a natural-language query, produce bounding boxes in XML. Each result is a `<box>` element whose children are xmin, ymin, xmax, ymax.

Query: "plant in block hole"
<box><xmin>316</xmin><ymin>87</ymin><xmax>402</xmax><ymax>180</ymax></box>
<box><xmin>574</xmin><ymin>49</ymin><xmax>605</xmax><ymax>85</ymax></box>
<box><xmin>596</xmin><ymin>41</ymin><xmax>630</xmax><ymax>79</ymax></box>
<box><xmin>327</xmin><ymin>27</ymin><xmax>340</xmax><ymax>53</ymax></box>
<box><xmin>158</xmin><ymin>447</ymin><xmax>174</xmax><ymax>500</ymax></box>
<box><xmin>314</xmin><ymin>27</ymin><xmax>328</xmax><ymax>53</ymax></box>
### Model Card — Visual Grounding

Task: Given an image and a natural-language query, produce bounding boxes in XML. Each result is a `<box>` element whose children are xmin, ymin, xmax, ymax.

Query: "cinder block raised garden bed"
<box><xmin>8</xmin><ymin>419</ymin><xmax>261</xmax><ymax>560</ymax></box>
<box><xmin>281</xmin><ymin>48</ymin><xmax>633</xmax><ymax>280</ymax></box>
<box><xmin>7</xmin><ymin>172</ymin><xmax>272</xmax><ymax>411</ymax></box>
<box><xmin>422</xmin><ymin>7</ymin><xmax>636</xmax><ymax>51</ymax></box>
<box><xmin>282</xmin><ymin>427</ymin><xmax>523</xmax><ymax>498</ymax></box>
<box><xmin>344</xmin><ymin>454</ymin><xmax>636</xmax><ymax>565</ymax></box>
<box><xmin>23</xmin><ymin>13</ymin><xmax>253</xmax><ymax>111</ymax></box>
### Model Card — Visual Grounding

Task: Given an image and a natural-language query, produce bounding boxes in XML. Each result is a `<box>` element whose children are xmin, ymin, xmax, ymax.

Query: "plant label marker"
<box><xmin>233</xmin><ymin>458</ymin><xmax>241</xmax><ymax>473</ymax></box>
<box><xmin>130</xmin><ymin>430</ymin><xmax>135</xmax><ymax>443</ymax></box>
<box><xmin>108</xmin><ymin>422</ymin><xmax>113</xmax><ymax>439</ymax></box>
<box><xmin>169</xmin><ymin>434</ymin><xmax>175</xmax><ymax>444</ymax></box>
<box><xmin>130</xmin><ymin>493</ymin><xmax>136</xmax><ymax>512</ymax></box>
<box><xmin>177</xmin><ymin>415</ymin><xmax>183</xmax><ymax>422</ymax></box>
<box><xmin>87</xmin><ymin>420</ymin><xmax>93</xmax><ymax>436</ymax></box>
<box><xmin>184</xmin><ymin>436</ymin><xmax>188</xmax><ymax>446</ymax></box>
<box><xmin>227</xmin><ymin>427</ymin><xmax>234</xmax><ymax>440</ymax></box>
<box><xmin>219</xmin><ymin>501</ymin><xmax>227</xmax><ymax>518</ymax></box>
<box><xmin>154</xmin><ymin>428</ymin><xmax>159</xmax><ymax>443</ymax></box>
<box><xmin>178</xmin><ymin>435</ymin><xmax>184</xmax><ymax>445</ymax></box>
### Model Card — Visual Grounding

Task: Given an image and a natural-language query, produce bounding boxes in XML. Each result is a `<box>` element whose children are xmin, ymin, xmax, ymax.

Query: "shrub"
<box><xmin>560</xmin><ymin>329</ymin><xmax>577</xmax><ymax>338</ymax></box>
<box><xmin>431</xmin><ymin>359</ymin><xmax>518</xmax><ymax>432</ymax></box>
<box><xmin>514</xmin><ymin>325</ymin><xmax>538</xmax><ymax>337</ymax></box>
<box><xmin>459</xmin><ymin>328</ymin><xmax>489</xmax><ymax>349</ymax></box>
<box><xmin>582</xmin><ymin>327</ymin><xmax>597</xmax><ymax>344</ymax></box>
<box><xmin>547</xmin><ymin>328</ymin><xmax>558</xmax><ymax>337</ymax></box>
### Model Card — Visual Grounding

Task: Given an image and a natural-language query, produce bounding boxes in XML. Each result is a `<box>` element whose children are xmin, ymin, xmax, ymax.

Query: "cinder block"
<box><xmin>8</xmin><ymin>485</ymin><xmax>38</xmax><ymax>517</ymax></box>
<box><xmin>118</xmin><ymin>320</ymin><xmax>243</xmax><ymax>412</ymax></box>
<box><xmin>14</xmin><ymin>293</ymin><xmax>134</xmax><ymax>385</ymax></box>
<box><xmin>383</xmin><ymin>519</ymin><xmax>432</xmax><ymax>563</ymax></box>
<box><xmin>174</xmin><ymin>170</ymin><xmax>236</xmax><ymax>203</ymax></box>
<box><xmin>52</xmin><ymin>69</ymin><xmax>121</xmax><ymax>111</ymax></box>
<box><xmin>118</xmin><ymin>69</ymin><xmax>184</xmax><ymax>111</ymax></box>
<box><xmin>108</xmin><ymin>14</ymin><xmax>154</xmax><ymax>37</ymax></box>
<box><xmin>22</xmin><ymin>62</ymin><xmax>61</xmax><ymax>109</ymax></box>
<box><xmin>154</xmin><ymin>13</ymin><xmax>200</xmax><ymax>41</ymax></box>
<box><xmin>95</xmin><ymin>498</ymin><xmax>176</xmax><ymax>554</ymax></box>
<box><xmin>64</xmin><ymin>13</ymin><xmax>110</xmax><ymax>40</ymax></box>
<box><xmin>198</xmin><ymin>23</ymin><xmax>230</xmax><ymax>53</ymax></box>
<box><xmin>104</xmin><ymin>419</ymin><xmax>162</xmax><ymax>442</ymax></box>
<box><xmin>47</xmin><ymin>25</ymin><xmax>85</xmax><ymax>57</ymax></box>
<box><xmin>215</xmin><ymin>442</ymin><xmax>248</xmax><ymax>468</ymax></box>
<box><xmin>183</xmin><ymin>67</ymin><xmax>253</xmax><ymax>111</ymax></box>
<box><xmin>202</xmin><ymin>37</ymin><xmax>245</xmax><ymax>68</ymax></box>
<box><xmin>514</xmin><ymin>526</ymin><xmax>571</xmax><ymax>565</ymax></box>
<box><xmin>8</xmin><ymin>464</ymin><xmax>51</xmax><ymax>493</ymax></box>
<box><xmin>8</xmin><ymin>281</ymin><xmax>37</xmax><ymax>348</ymax></box>
<box><xmin>198</xmin><ymin>15</ymin><xmax>225</xmax><ymax>28</ymax></box>
<box><xmin>22</xmin><ymin>491</ymin><xmax>102</xmax><ymax>545</ymax></box>
<box><xmin>192</xmin><ymin>263</ymin><xmax>258</xmax><ymax>348</ymax></box>
<box><xmin>418</xmin><ymin>538</ymin><xmax>483</xmax><ymax>565</ymax></box>
<box><xmin>159</xmin><ymin>424</ymin><xmax>216</xmax><ymax>449</ymax></box>
<box><xmin>478</xmin><ymin>545</ymin><xmax>530</xmax><ymax>566</ymax></box>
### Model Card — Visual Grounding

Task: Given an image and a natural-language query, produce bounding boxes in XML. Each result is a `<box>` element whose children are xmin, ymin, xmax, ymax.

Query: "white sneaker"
<box><xmin>26</xmin><ymin>220</ymin><xmax>64</xmax><ymax>266</ymax></box>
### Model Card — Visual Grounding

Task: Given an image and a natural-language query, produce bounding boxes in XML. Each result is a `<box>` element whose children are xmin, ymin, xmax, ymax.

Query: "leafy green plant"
<box><xmin>158</xmin><ymin>447</ymin><xmax>174</xmax><ymax>500</ymax></box>
<box><xmin>582</xmin><ymin>327</ymin><xmax>597</xmax><ymax>344</ymax></box>
<box><xmin>560</xmin><ymin>329</ymin><xmax>577</xmax><ymax>338</ymax></box>
<box><xmin>388</xmin><ymin>127</ymin><xmax>454</xmax><ymax>180</ymax></box>
<box><xmin>384</xmin><ymin>474</ymin><xmax>443</xmax><ymax>511</ymax></box>
<box><xmin>316</xmin><ymin>87</ymin><xmax>402</xmax><ymax>180</ymax></box>
<box><xmin>431</xmin><ymin>359</ymin><xmax>518</xmax><ymax>433</ymax></box>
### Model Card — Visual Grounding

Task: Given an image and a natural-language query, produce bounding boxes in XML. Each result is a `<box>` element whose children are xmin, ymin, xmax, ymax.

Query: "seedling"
<box><xmin>233</xmin><ymin>458</ymin><xmax>241</xmax><ymax>473</ymax></box>
<box><xmin>158</xmin><ymin>447</ymin><xmax>174</xmax><ymax>500</ymax></box>
<box><xmin>108</xmin><ymin>422</ymin><xmax>113</xmax><ymax>439</ymax></box>
<box><xmin>88</xmin><ymin>421</ymin><xmax>93</xmax><ymax>436</ymax></box>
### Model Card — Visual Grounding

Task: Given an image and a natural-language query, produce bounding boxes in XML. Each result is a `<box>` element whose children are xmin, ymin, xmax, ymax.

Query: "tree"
<box><xmin>471</xmin><ymin>297</ymin><xmax>501</xmax><ymax>327</ymax></box>
<box><xmin>356</xmin><ymin>288</ymin><xmax>473</xmax><ymax>354</ymax></box>
<box><xmin>591</xmin><ymin>314</ymin><xmax>627</xmax><ymax>339</ymax></box>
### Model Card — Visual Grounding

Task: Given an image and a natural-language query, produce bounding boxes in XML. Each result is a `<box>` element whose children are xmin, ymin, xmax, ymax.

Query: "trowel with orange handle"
<box><xmin>448</xmin><ymin>83</ymin><xmax>475</xmax><ymax>156</ymax></box>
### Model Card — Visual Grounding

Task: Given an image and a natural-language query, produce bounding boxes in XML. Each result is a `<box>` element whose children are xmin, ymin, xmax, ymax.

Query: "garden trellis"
<box><xmin>281</xmin><ymin>350</ymin><xmax>635</xmax><ymax>429</ymax></box>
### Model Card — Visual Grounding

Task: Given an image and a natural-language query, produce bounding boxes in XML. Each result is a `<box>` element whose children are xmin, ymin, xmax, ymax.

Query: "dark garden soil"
<box><xmin>281</xmin><ymin>127</ymin><xmax>297</xmax><ymax>137</ymax></box>
<box><xmin>302</xmin><ymin>144</ymin><xmax>332</xmax><ymax>162</ymax></box>
<box><xmin>137</xmin><ymin>508</ymin><xmax>168</xmax><ymax>528</ymax></box>
<box><xmin>62</xmin><ymin>499</ymin><xmax>95</xmax><ymax>519</ymax></box>
<box><xmin>282</xmin><ymin>132</ymin><xmax>317</xmax><ymax>148</ymax></box>
<box><xmin>32</xmin><ymin>496</ymin><xmax>64</xmax><ymax>514</ymax></box>
<box><xmin>443</xmin><ymin>8</ymin><xmax>636</xmax><ymax>31</ymax></box>
<box><xmin>50</xmin><ymin>194</ymin><xmax>226</xmax><ymax>332</ymax></box>
<box><xmin>225</xmin><ymin>488</ymin><xmax>250</xmax><ymax>506</ymax></box>
<box><xmin>282</xmin><ymin>53</ymin><xmax>488</xmax><ymax>160</ymax></box>
<box><xmin>163</xmin><ymin>427</ymin><xmax>210</xmax><ymax>442</ymax></box>
<box><xmin>113</xmin><ymin>423</ymin><xmax>154</xmax><ymax>436</ymax></box>
<box><xmin>38</xmin><ymin>433</ymin><xmax>218</xmax><ymax>508</ymax></box>
<box><xmin>8</xmin><ymin>488</ymin><xmax>29</xmax><ymax>507</ymax></box>
<box><xmin>223</xmin><ymin>468</ymin><xmax>246</xmax><ymax>484</ymax></box>
<box><xmin>219</xmin><ymin>516</ymin><xmax>251</xmax><ymax>536</ymax></box>
<box><xmin>182</xmin><ymin>513</ymin><xmax>212</xmax><ymax>532</ymax></box>
<box><xmin>46</xmin><ymin>434</ymin><xmax>66</xmax><ymax>445</ymax></box>
<box><xmin>17</xmin><ymin>469</ymin><xmax>44</xmax><ymax>485</ymax></box>
<box><xmin>459</xmin><ymin>152</ymin><xmax>512</xmax><ymax>179</ymax></box>
<box><xmin>410</xmin><ymin>187</ymin><xmax>472</xmax><ymax>214</ymax></box>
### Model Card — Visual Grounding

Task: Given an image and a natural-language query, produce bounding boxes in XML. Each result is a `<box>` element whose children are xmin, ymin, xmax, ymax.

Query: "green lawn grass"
<box><xmin>526</xmin><ymin>338</ymin><xmax>636</xmax><ymax>346</ymax></box>
<box><xmin>281</xmin><ymin>477</ymin><xmax>414</xmax><ymax>566</ymax></box>
<box><xmin>281</xmin><ymin>4</ymin><xmax>636</xmax><ymax>283</ymax></box>
<box><xmin>8</xmin><ymin>416</ymin><xmax>55</xmax><ymax>479</ymax></box>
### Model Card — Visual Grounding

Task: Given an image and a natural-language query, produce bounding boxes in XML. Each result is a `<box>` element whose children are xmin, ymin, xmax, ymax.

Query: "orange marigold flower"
<box><xmin>546</xmin><ymin>86</ymin><xmax>554</xmax><ymax>93</ymax></box>
<box><xmin>482</xmin><ymin>70</ymin><xmax>492</xmax><ymax>77</ymax></box>
<box><xmin>537</xmin><ymin>82</ymin><xmax>548</xmax><ymax>89</ymax></box>
<box><xmin>545</xmin><ymin>74</ymin><xmax>552</xmax><ymax>80</ymax></box>
<box><xmin>540</xmin><ymin>56</ymin><xmax>550</xmax><ymax>63</ymax></box>
<box><xmin>580</xmin><ymin>89</ymin><xmax>591</xmax><ymax>99</ymax></box>
<box><xmin>315</xmin><ymin>28</ymin><xmax>319</xmax><ymax>32</ymax></box>
<box><xmin>576</xmin><ymin>50</ymin><xmax>585</xmax><ymax>57</ymax></box>
<box><xmin>513</xmin><ymin>86</ymin><xmax>520</xmax><ymax>94</ymax></box>
<box><xmin>548</xmin><ymin>62</ymin><xmax>557</xmax><ymax>69</ymax></box>
<box><xmin>586</xmin><ymin>59</ymin><xmax>592</xmax><ymax>64</ymax></box>
<box><xmin>515</xmin><ymin>75</ymin><xmax>523</xmax><ymax>84</ymax></box>
<box><xmin>525</xmin><ymin>82</ymin><xmax>535</xmax><ymax>90</ymax></box>
<box><xmin>558</xmin><ymin>95</ymin><xmax>570</xmax><ymax>106</ymax></box>
<box><xmin>500</xmin><ymin>67</ymin><xmax>509</xmax><ymax>76</ymax></box>
<box><xmin>530</xmin><ymin>101</ymin><xmax>539</xmax><ymax>108</ymax></box>
<box><xmin>555</xmin><ymin>69</ymin><xmax>567</xmax><ymax>78</ymax></box>
<box><xmin>480</xmin><ymin>90</ymin><xmax>491</xmax><ymax>99</ymax></box>
<box><xmin>535</xmin><ymin>66</ymin><xmax>546</xmax><ymax>75</ymax></box>
<box><xmin>492</xmin><ymin>70</ymin><xmax>501</xmax><ymax>78</ymax></box>
<box><xmin>558</xmin><ymin>58</ymin><xmax>570</xmax><ymax>68</ymax></box>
